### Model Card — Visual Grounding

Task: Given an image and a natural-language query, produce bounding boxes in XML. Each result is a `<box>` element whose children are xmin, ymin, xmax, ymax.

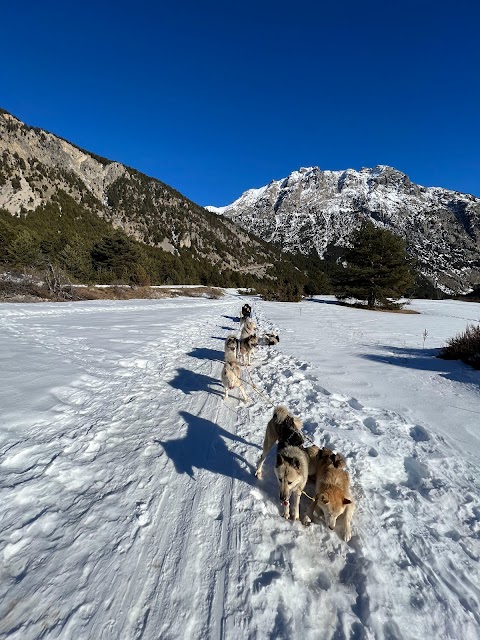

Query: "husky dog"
<box><xmin>256</xmin><ymin>406</ymin><xmax>323</xmax><ymax>520</ymax></box>
<box><xmin>303</xmin><ymin>448</ymin><xmax>355</xmax><ymax>541</ymax></box>
<box><xmin>255</xmin><ymin>406</ymin><xmax>305</xmax><ymax>479</ymax></box>
<box><xmin>275</xmin><ymin>445</ymin><xmax>311</xmax><ymax>520</ymax></box>
<box><xmin>264</xmin><ymin>332</ymin><xmax>280</xmax><ymax>346</ymax></box>
<box><xmin>240</xmin><ymin>303</ymin><xmax>252</xmax><ymax>325</ymax></box>
<box><xmin>224</xmin><ymin>335</ymin><xmax>238</xmax><ymax>363</ymax></box>
<box><xmin>240</xmin><ymin>318</ymin><xmax>256</xmax><ymax>339</ymax></box>
<box><xmin>221</xmin><ymin>361</ymin><xmax>248</xmax><ymax>402</ymax></box>
<box><xmin>238</xmin><ymin>334</ymin><xmax>258</xmax><ymax>366</ymax></box>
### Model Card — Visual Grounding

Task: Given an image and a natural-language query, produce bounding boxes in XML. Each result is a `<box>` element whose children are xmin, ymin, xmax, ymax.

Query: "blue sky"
<box><xmin>2</xmin><ymin>0</ymin><xmax>479</xmax><ymax>205</ymax></box>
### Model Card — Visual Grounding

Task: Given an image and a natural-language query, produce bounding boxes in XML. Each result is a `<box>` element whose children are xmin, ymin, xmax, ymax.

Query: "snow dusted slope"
<box><xmin>0</xmin><ymin>294</ymin><xmax>479</xmax><ymax>639</ymax></box>
<box><xmin>207</xmin><ymin>166</ymin><xmax>480</xmax><ymax>293</ymax></box>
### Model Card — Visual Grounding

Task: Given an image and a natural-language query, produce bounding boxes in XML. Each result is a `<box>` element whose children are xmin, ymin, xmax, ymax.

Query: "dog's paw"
<box><xmin>283</xmin><ymin>512</ymin><xmax>290</xmax><ymax>520</ymax></box>
<box><xmin>255</xmin><ymin>470</ymin><xmax>262</xmax><ymax>479</ymax></box>
<box><xmin>302</xmin><ymin>515</ymin><xmax>312</xmax><ymax>526</ymax></box>
<box><xmin>343</xmin><ymin>527</ymin><xmax>352</xmax><ymax>542</ymax></box>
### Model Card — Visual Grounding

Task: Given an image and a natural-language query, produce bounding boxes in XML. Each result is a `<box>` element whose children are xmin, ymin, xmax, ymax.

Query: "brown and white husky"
<box><xmin>303</xmin><ymin>448</ymin><xmax>355</xmax><ymax>541</ymax></box>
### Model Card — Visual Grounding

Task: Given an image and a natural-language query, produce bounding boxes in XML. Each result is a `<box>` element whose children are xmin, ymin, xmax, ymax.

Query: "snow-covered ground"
<box><xmin>0</xmin><ymin>293</ymin><xmax>479</xmax><ymax>640</ymax></box>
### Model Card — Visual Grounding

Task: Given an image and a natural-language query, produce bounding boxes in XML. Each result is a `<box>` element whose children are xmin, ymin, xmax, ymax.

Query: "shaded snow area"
<box><xmin>0</xmin><ymin>294</ymin><xmax>479</xmax><ymax>640</ymax></box>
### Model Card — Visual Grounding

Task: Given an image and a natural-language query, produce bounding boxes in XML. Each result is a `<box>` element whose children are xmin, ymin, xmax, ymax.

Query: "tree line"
<box><xmin>0</xmin><ymin>194</ymin><xmax>438</xmax><ymax>306</ymax></box>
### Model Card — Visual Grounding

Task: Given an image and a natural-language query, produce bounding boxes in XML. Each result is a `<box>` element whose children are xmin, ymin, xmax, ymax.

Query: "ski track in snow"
<box><xmin>0</xmin><ymin>295</ymin><xmax>479</xmax><ymax>640</ymax></box>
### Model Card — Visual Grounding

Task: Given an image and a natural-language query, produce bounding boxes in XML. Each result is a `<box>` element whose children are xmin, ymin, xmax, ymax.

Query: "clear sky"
<box><xmin>2</xmin><ymin>0</ymin><xmax>479</xmax><ymax>206</ymax></box>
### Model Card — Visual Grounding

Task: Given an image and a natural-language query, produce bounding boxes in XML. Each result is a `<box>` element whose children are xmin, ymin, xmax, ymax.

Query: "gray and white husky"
<box><xmin>224</xmin><ymin>334</ymin><xmax>238</xmax><ymax>363</ymax></box>
<box><xmin>238</xmin><ymin>334</ymin><xmax>258</xmax><ymax>366</ymax></box>
<box><xmin>255</xmin><ymin>406</ymin><xmax>320</xmax><ymax>520</ymax></box>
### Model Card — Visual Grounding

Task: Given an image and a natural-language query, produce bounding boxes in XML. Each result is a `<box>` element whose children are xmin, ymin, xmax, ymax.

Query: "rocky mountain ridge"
<box><xmin>207</xmin><ymin>166</ymin><xmax>480</xmax><ymax>292</ymax></box>
<box><xmin>0</xmin><ymin>109</ymin><xmax>277</xmax><ymax>279</ymax></box>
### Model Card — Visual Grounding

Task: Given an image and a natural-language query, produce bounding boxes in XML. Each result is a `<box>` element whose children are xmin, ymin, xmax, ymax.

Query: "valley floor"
<box><xmin>0</xmin><ymin>294</ymin><xmax>479</xmax><ymax>640</ymax></box>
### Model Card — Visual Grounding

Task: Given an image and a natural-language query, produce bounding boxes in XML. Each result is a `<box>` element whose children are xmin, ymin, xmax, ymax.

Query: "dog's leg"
<box><xmin>303</xmin><ymin>492</ymin><xmax>319</xmax><ymax>526</ymax></box>
<box><xmin>255</xmin><ymin>425</ymin><xmax>277</xmax><ymax>478</ymax></box>
<box><xmin>343</xmin><ymin>500</ymin><xmax>356</xmax><ymax>542</ymax></box>
<box><xmin>292</xmin><ymin>488</ymin><xmax>302</xmax><ymax>521</ymax></box>
<box><xmin>239</xmin><ymin>384</ymin><xmax>249</xmax><ymax>403</ymax></box>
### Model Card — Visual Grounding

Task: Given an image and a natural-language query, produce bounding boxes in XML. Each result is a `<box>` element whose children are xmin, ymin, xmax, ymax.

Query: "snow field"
<box><xmin>0</xmin><ymin>294</ymin><xmax>479</xmax><ymax>640</ymax></box>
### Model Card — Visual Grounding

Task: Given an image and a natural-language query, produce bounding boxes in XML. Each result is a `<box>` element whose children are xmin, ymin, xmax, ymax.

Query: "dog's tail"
<box><xmin>273</xmin><ymin>405</ymin><xmax>302</xmax><ymax>429</ymax></box>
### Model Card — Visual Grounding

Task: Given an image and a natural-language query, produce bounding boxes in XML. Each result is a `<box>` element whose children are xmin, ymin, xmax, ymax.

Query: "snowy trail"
<box><xmin>1</xmin><ymin>295</ymin><xmax>479</xmax><ymax>639</ymax></box>
<box><xmin>0</xmin><ymin>298</ymin><xmax>248</xmax><ymax>639</ymax></box>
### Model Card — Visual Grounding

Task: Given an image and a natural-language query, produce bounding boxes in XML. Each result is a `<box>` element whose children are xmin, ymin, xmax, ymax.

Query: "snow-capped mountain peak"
<box><xmin>207</xmin><ymin>166</ymin><xmax>480</xmax><ymax>293</ymax></box>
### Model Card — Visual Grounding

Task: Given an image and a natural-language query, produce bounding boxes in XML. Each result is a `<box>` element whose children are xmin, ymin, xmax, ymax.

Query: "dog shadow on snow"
<box><xmin>169</xmin><ymin>367</ymin><xmax>224</xmax><ymax>397</ymax></box>
<box><xmin>156</xmin><ymin>411</ymin><xmax>259</xmax><ymax>485</ymax></box>
<box><xmin>187</xmin><ymin>347</ymin><xmax>225</xmax><ymax>362</ymax></box>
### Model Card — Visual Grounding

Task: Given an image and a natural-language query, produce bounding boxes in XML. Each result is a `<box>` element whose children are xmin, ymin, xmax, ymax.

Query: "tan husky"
<box><xmin>303</xmin><ymin>448</ymin><xmax>355</xmax><ymax>541</ymax></box>
<box><xmin>221</xmin><ymin>361</ymin><xmax>248</xmax><ymax>402</ymax></box>
<box><xmin>240</xmin><ymin>318</ymin><xmax>257</xmax><ymax>339</ymax></box>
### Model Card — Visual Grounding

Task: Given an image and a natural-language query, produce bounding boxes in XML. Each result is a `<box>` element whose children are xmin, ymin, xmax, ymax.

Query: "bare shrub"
<box><xmin>439</xmin><ymin>324</ymin><xmax>480</xmax><ymax>369</ymax></box>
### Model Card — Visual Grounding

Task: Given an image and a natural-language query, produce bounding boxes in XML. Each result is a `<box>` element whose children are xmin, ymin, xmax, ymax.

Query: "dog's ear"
<box><xmin>292</xmin><ymin>457</ymin><xmax>301</xmax><ymax>470</ymax></box>
<box><xmin>343</xmin><ymin>498</ymin><xmax>352</xmax><ymax>505</ymax></box>
<box><xmin>320</xmin><ymin>494</ymin><xmax>329</xmax><ymax>504</ymax></box>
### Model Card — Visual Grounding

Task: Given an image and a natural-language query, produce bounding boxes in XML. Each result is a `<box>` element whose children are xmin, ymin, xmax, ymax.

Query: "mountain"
<box><xmin>207</xmin><ymin>166</ymin><xmax>480</xmax><ymax>293</ymax></box>
<box><xmin>0</xmin><ymin>108</ymin><xmax>281</xmax><ymax>286</ymax></box>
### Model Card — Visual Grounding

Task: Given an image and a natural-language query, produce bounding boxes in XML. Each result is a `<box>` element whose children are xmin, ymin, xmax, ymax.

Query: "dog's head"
<box><xmin>275</xmin><ymin>453</ymin><xmax>303</xmax><ymax>503</ymax></box>
<box><xmin>319</xmin><ymin>447</ymin><xmax>346</xmax><ymax>469</ymax></box>
<box><xmin>317</xmin><ymin>488</ymin><xmax>352</xmax><ymax>530</ymax></box>
<box><xmin>225</xmin><ymin>335</ymin><xmax>237</xmax><ymax>351</ymax></box>
<box><xmin>278</xmin><ymin>415</ymin><xmax>305</xmax><ymax>447</ymax></box>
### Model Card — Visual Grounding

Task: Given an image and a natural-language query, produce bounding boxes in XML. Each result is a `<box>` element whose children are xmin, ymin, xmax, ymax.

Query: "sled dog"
<box><xmin>255</xmin><ymin>406</ymin><xmax>305</xmax><ymax>479</ymax></box>
<box><xmin>224</xmin><ymin>334</ymin><xmax>238</xmax><ymax>363</ymax></box>
<box><xmin>238</xmin><ymin>334</ymin><xmax>258</xmax><ymax>366</ymax></box>
<box><xmin>221</xmin><ymin>361</ymin><xmax>248</xmax><ymax>402</ymax></box>
<box><xmin>264</xmin><ymin>332</ymin><xmax>280</xmax><ymax>346</ymax></box>
<box><xmin>256</xmin><ymin>406</ymin><xmax>323</xmax><ymax>520</ymax></box>
<box><xmin>240</xmin><ymin>303</ymin><xmax>252</xmax><ymax>325</ymax></box>
<box><xmin>240</xmin><ymin>318</ymin><xmax>257</xmax><ymax>339</ymax></box>
<box><xmin>275</xmin><ymin>444</ymin><xmax>311</xmax><ymax>520</ymax></box>
<box><xmin>303</xmin><ymin>448</ymin><xmax>355</xmax><ymax>541</ymax></box>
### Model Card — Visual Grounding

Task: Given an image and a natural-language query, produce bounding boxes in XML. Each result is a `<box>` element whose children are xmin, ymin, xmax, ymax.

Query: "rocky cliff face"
<box><xmin>207</xmin><ymin>166</ymin><xmax>480</xmax><ymax>292</ymax></box>
<box><xmin>0</xmin><ymin>109</ymin><xmax>277</xmax><ymax>275</ymax></box>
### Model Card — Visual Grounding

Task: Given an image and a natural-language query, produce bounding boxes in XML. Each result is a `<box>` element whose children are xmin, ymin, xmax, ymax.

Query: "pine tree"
<box><xmin>334</xmin><ymin>221</ymin><xmax>414</xmax><ymax>308</ymax></box>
